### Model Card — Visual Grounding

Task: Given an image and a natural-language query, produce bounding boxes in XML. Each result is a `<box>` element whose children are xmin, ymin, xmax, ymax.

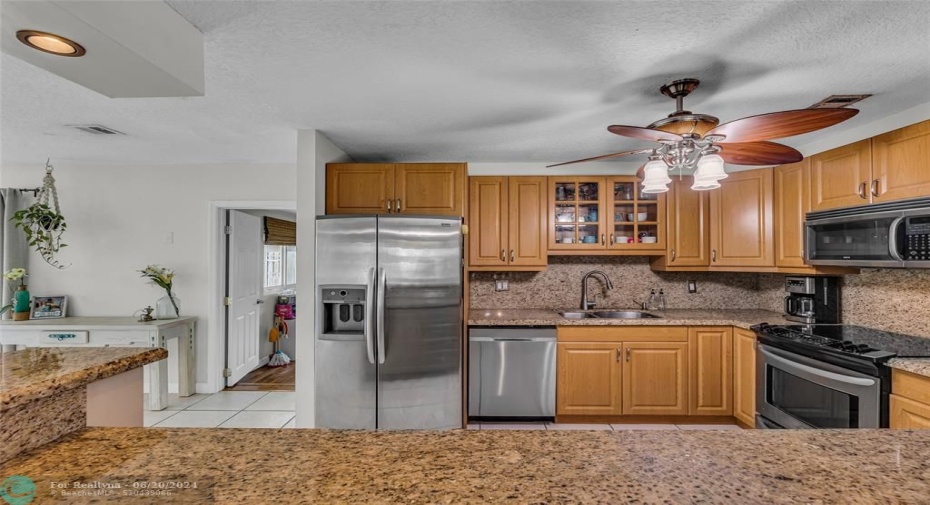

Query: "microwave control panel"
<box><xmin>905</xmin><ymin>217</ymin><xmax>930</xmax><ymax>261</ymax></box>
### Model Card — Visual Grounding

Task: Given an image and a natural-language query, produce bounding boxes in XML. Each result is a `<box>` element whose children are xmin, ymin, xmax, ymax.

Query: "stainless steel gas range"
<box><xmin>752</xmin><ymin>323</ymin><xmax>930</xmax><ymax>429</ymax></box>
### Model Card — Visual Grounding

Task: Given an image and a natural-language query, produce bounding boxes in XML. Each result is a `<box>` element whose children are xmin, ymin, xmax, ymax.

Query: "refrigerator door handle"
<box><xmin>365</xmin><ymin>267</ymin><xmax>376</xmax><ymax>365</ymax></box>
<box><xmin>376</xmin><ymin>267</ymin><xmax>387</xmax><ymax>364</ymax></box>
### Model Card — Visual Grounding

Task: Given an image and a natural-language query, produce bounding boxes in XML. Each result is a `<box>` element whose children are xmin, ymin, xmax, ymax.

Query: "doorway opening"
<box><xmin>210</xmin><ymin>202</ymin><xmax>297</xmax><ymax>394</ymax></box>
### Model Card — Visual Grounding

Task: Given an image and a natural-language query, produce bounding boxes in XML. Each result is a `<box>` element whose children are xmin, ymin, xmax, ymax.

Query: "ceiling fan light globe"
<box><xmin>641</xmin><ymin>184</ymin><xmax>670</xmax><ymax>194</ymax></box>
<box><xmin>694</xmin><ymin>153</ymin><xmax>728</xmax><ymax>181</ymax></box>
<box><xmin>691</xmin><ymin>179</ymin><xmax>722</xmax><ymax>191</ymax></box>
<box><xmin>642</xmin><ymin>160</ymin><xmax>672</xmax><ymax>185</ymax></box>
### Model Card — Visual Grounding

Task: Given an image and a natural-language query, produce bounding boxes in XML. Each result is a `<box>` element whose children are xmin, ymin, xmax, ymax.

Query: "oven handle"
<box><xmin>759</xmin><ymin>346</ymin><xmax>876</xmax><ymax>387</ymax></box>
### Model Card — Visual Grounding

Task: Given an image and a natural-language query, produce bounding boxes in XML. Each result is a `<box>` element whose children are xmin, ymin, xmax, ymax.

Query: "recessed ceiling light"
<box><xmin>16</xmin><ymin>30</ymin><xmax>86</xmax><ymax>57</ymax></box>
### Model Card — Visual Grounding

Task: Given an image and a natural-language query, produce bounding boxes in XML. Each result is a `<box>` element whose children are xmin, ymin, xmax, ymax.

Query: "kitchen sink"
<box><xmin>557</xmin><ymin>310</ymin><xmax>661</xmax><ymax>319</ymax></box>
<box><xmin>592</xmin><ymin>311</ymin><xmax>660</xmax><ymax>319</ymax></box>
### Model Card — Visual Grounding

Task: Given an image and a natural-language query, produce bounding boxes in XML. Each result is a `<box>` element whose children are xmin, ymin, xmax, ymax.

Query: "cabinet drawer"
<box><xmin>892</xmin><ymin>369</ymin><xmax>930</xmax><ymax>405</ymax></box>
<box><xmin>1</xmin><ymin>330</ymin><xmax>90</xmax><ymax>346</ymax></box>
<box><xmin>90</xmin><ymin>330</ymin><xmax>153</xmax><ymax>347</ymax></box>
<box><xmin>558</xmin><ymin>326</ymin><xmax>688</xmax><ymax>342</ymax></box>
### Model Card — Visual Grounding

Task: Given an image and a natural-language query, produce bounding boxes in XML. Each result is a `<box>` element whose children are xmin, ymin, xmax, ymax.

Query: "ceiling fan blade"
<box><xmin>547</xmin><ymin>148</ymin><xmax>653</xmax><ymax>168</ymax></box>
<box><xmin>607</xmin><ymin>125</ymin><xmax>683</xmax><ymax>142</ymax></box>
<box><xmin>706</xmin><ymin>108</ymin><xmax>858</xmax><ymax>143</ymax></box>
<box><xmin>716</xmin><ymin>141</ymin><xmax>803</xmax><ymax>165</ymax></box>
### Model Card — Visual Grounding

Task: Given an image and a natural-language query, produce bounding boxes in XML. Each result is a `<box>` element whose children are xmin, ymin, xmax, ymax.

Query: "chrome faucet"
<box><xmin>581</xmin><ymin>270</ymin><xmax>614</xmax><ymax>310</ymax></box>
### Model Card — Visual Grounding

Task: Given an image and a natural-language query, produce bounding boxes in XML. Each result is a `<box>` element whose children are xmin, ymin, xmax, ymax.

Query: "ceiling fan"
<box><xmin>548</xmin><ymin>78</ymin><xmax>859</xmax><ymax>192</ymax></box>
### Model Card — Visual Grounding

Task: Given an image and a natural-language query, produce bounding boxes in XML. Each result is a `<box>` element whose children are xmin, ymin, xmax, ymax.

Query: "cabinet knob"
<box><xmin>712</xmin><ymin>249</ymin><xmax>717</xmax><ymax>262</ymax></box>
<box><xmin>616</xmin><ymin>347</ymin><xmax>622</xmax><ymax>363</ymax></box>
<box><xmin>510</xmin><ymin>249</ymin><xmax>515</xmax><ymax>262</ymax></box>
<box><xmin>670</xmin><ymin>249</ymin><xmax>677</xmax><ymax>261</ymax></box>
<box><xmin>396</xmin><ymin>198</ymin><xmax>402</xmax><ymax>212</ymax></box>
<box><xmin>625</xmin><ymin>347</ymin><xmax>631</xmax><ymax>362</ymax></box>
<box><xmin>858</xmin><ymin>182</ymin><xmax>868</xmax><ymax>200</ymax></box>
<box><xmin>500</xmin><ymin>249</ymin><xmax>506</xmax><ymax>262</ymax></box>
<box><xmin>609</xmin><ymin>234</ymin><xmax>615</xmax><ymax>245</ymax></box>
<box><xmin>386</xmin><ymin>199</ymin><xmax>393</xmax><ymax>212</ymax></box>
<box><xmin>871</xmin><ymin>179</ymin><xmax>880</xmax><ymax>197</ymax></box>
<box><xmin>601</xmin><ymin>233</ymin><xmax>606</xmax><ymax>246</ymax></box>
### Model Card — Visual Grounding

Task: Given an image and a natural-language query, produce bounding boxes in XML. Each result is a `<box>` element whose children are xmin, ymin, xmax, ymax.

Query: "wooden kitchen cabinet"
<box><xmin>664</xmin><ymin>177</ymin><xmax>711</xmax><ymax>266</ymax></box>
<box><xmin>468</xmin><ymin>176</ymin><xmax>546</xmax><ymax>269</ymax></box>
<box><xmin>621</xmin><ymin>342</ymin><xmax>689</xmax><ymax>416</ymax></box>
<box><xmin>326</xmin><ymin>163</ymin><xmax>465</xmax><ymax>216</ymax></box>
<box><xmin>556</xmin><ymin>342</ymin><xmax>623</xmax><ymax>416</ymax></box>
<box><xmin>810</xmin><ymin>140</ymin><xmax>872</xmax><ymax>211</ymax></box>
<box><xmin>872</xmin><ymin>120</ymin><xmax>930</xmax><ymax>202</ymax></box>
<box><xmin>605</xmin><ymin>177</ymin><xmax>666</xmax><ymax>252</ymax></box>
<box><xmin>548</xmin><ymin>176</ymin><xmax>607</xmax><ymax>251</ymax></box>
<box><xmin>890</xmin><ymin>369</ymin><xmax>930</xmax><ymax>429</ymax></box>
<box><xmin>709</xmin><ymin>167</ymin><xmax>775</xmax><ymax>267</ymax></box>
<box><xmin>733</xmin><ymin>328</ymin><xmax>757</xmax><ymax>427</ymax></box>
<box><xmin>774</xmin><ymin>159</ymin><xmax>811</xmax><ymax>268</ymax></box>
<box><xmin>689</xmin><ymin>327</ymin><xmax>733</xmax><ymax>416</ymax></box>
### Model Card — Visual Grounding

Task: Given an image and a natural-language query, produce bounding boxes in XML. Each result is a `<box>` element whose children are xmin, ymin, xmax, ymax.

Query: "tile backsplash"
<box><xmin>471</xmin><ymin>258</ymin><xmax>930</xmax><ymax>338</ymax></box>
<box><xmin>470</xmin><ymin>257</ymin><xmax>771</xmax><ymax>311</ymax></box>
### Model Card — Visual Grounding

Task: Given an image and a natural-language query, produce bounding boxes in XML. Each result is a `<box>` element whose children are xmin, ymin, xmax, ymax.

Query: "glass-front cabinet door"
<box><xmin>606</xmin><ymin>176</ymin><xmax>666</xmax><ymax>251</ymax></box>
<box><xmin>548</xmin><ymin>177</ymin><xmax>606</xmax><ymax>250</ymax></box>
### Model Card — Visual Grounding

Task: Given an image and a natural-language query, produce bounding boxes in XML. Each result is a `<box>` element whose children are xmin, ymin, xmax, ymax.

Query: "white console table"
<box><xmin>0</xmin><ymin>317</ymin><xmax>196</xmax><ymax>411</ymax></box>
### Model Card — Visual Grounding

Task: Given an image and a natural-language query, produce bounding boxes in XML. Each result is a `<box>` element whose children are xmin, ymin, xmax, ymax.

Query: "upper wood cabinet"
<box><xmin>774</xmin><ymin>159</ymin><xmax>811</xmax><ymax>268</ymax></box>
<box><xmin>733</xmin><ymin>328</ymin><xmax>756</xmax><ymax>427</ymax></box>
<box><xmin>468</xmin><ymin>177</ymin><xmax>546</xmax><ymax>269</ymax></box>
<box><xmin>872</xmin><ymin>120</ymin><xmax>930</xmax><ymax>202</ymax></box>
<box><xmin>710</xmin><ymin>168</ymin><xmax>774</xmax><ymax>267</ymax></box>
<box><xmin>621</xmin><ymin>342</ymin><xmax>689</xmax><ymax>416</ymax></box>
<box><xmin>665</xmin><ymin>177</ymin><xmax>711</xmax><ymax>266</ymax></box>
<box><xmin>547</xmin><ymin>176</ymin><xmax>666</xmax><ymax>254</ymax></box>
<box><xmin>810</xmin><ymin>140</ymin><xmax>872</xmax><ymax>211</ymax></box>
<box><xmin>688</xmin><ymin>327</ymin><xmax>733</xmax><ymax>416</ymax></box>
<box><xmin>556</xmin><ymin>342</ymin><xmax>623</xmax><ymax>416</ymax></box>
<box><xmin>326</xmin><ymin>163</ymin><xmax>465</xmax><ymax>216</ymax></box>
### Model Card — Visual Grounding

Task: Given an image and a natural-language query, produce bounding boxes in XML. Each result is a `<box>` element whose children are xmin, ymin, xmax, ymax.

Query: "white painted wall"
<box><xmin>295</xmin><ymin>130</ymin><xmax>353</xmax><ymax>428</ymax></box>
<box><xmin>0</xmin><ymin>162</ymin><xmax>296</xmax><ymax>392</ymax></box>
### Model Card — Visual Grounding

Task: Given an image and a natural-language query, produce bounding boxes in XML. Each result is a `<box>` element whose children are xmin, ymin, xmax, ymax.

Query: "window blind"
<box><xmin>264</xmin><ymin>217</ymin><xmax>296</xmax><ymax>245</ymax></box>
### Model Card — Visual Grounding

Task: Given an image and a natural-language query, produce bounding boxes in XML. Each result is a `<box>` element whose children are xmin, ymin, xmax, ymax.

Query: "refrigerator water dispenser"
<box><xmin>320</xmin><ymin>285</ymin><xmax>367</xmax><ymax>337</ymax></box>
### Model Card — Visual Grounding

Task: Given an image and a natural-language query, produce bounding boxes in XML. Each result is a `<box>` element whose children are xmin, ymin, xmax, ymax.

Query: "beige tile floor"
<box><xmin>144</xmin><ymin>391</ymin><xmax>296</xmax><ymax>429</ymax></box>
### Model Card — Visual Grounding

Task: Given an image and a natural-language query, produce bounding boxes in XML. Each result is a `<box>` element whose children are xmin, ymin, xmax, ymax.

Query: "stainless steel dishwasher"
<box><xmin>468</xmin><ymin>327</ymin><xmax>556</xmax><ymax>419</ymax></box>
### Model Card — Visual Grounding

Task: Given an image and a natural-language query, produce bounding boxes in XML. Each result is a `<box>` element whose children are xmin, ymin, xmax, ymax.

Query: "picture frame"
<box><xmin>31</xmin><ymin>295</ymin><xmax>68</xmax><ymax>319</ymax></box>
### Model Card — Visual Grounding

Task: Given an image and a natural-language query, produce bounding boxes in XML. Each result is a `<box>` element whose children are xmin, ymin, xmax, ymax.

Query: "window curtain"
<box><xmin>264</xmin><ymin>217</ymin><xmax>296</xmax><ymax>246</ymax></box>
<box><xmin>1</xmin><ymin>189</ymin><xmax>32</xmax><ymax>350</ymax></box>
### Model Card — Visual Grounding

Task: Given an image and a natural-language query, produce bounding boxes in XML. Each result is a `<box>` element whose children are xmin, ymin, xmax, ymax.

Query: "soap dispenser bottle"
<box><xmin>657</xmin><ymin>289</ymin><xmax>667</xmax><ymax>311</ymax></box>
<box><xmin>646</xmin><ymin>289</ymin><xmax>657</xmax><ymax>310</ymax></box>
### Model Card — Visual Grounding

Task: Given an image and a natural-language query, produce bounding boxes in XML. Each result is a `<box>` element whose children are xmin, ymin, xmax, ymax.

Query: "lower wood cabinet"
<box><xmin>733</xmin><ymin>328</ymin><xmax>757</xmax><ymax>427</ymax></box>
<box><xmin>689</xmin><ymin>327</ymin><xmax>733</xmax><ymax>416</ymax></box>
<box><xmin>890</xmin><ymin>369</ymin><xmax>930</xmax><ymax>429</ymax></box>
<box><xmin>622</xmin><ymin>342</ymin><xmax>689</xmax><ymax>416</ymax></box>
<box><xmin>556</xmin><ymin>342</ymin><xmax>622</xmax><ymax>416</ymax></box>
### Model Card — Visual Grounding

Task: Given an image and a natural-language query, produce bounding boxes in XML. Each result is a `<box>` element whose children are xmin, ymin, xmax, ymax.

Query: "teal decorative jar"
<box><xmin>13</xmin><ymin>285</ymin><xmax>30</xmax><ymax>320</ymax></box>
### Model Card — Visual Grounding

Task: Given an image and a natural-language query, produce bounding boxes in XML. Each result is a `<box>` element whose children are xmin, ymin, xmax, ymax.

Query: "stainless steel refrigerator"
<box><xmin>314</xmin><ymin>215</ymin><xmax>463</xmax><ymax>429</ymax></box>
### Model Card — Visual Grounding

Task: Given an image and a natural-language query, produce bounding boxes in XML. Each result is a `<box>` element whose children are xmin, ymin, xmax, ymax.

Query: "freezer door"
<box><xmin>377</xmin><ymin>216</ymin><xmax>463</xmax><ymax>429</ymax></box>
<box><xmin>315</xmin><ymin>217</ymin><xmax>378</xmax><ymax>429</ymax></box>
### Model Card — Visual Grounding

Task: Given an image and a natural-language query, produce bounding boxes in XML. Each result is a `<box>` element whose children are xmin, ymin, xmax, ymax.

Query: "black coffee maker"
<box><xmin>783</xmin><ymin>276</ymin><xmax>841</xmax><ymax>324</ymax></box>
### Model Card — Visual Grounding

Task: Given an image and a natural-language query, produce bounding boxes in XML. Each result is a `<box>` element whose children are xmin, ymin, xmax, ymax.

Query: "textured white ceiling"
<box><xmin>2</xmin><ymin>0</ymin><xmax>929</xmax><ymax>166</ymax></box>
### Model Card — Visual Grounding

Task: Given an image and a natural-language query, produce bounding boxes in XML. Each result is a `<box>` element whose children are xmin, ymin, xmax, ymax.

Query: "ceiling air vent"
<box><xmin>808</xmin><ymin>94</ymin><xmax>872</xmax><ymax>109</ymax></box>
<box><xmin>68</xmin><ymin>124</ymin><xmax>125</xmax><ymax>135</ymax></box>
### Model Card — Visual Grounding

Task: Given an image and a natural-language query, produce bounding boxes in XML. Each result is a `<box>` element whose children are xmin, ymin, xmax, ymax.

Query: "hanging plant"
<box><xmin>10</xmin><ymin>160</ymin><xmax>69</xmax><ymax>269</ymax></box>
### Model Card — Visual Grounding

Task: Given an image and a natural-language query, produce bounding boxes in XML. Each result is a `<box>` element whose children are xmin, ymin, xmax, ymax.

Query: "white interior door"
<box><xmin>226</xmin><ymin>210</ymin><xmax>263</xmax><ymax>387</ymax></box>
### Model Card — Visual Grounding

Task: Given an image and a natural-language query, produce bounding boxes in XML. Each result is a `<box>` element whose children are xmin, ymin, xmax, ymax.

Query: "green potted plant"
<box><xmin>10</xmin><ymin>203</ymin><xmax>68</xmax><ymax>269</ymax></box>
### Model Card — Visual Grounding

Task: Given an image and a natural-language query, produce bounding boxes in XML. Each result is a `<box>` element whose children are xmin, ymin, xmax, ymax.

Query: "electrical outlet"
<box><xmin>688</xmin><ymin>280</ymin><xmax>697</xmax><ymax>294</ymax></box>
<box><xmin>165</xmin><ymin>232</ymin><xmax>174</xmax><ymax>244</ymax></box>
<box><xmin>495</xmin><ymin>280</ymin><xmax>509</xmax><ymax>291</ymax></box>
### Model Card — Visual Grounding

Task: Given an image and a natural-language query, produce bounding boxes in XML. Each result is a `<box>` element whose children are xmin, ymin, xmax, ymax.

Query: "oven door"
<box><xmin>756</xmin><ymin>344</ymin><xmax>881</xmax><ymax>428</ymax></box>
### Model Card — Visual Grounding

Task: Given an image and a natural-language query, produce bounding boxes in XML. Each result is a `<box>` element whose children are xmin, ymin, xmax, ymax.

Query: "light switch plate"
<box><xmin>495</xmin><ymin>280</ymin><xmax>509</xmax><ymax>291</ymax></box>
<box><xmin>688</xmin><ymin>280</ymin><xmax>697</xmax><ymax>294</ymax></box>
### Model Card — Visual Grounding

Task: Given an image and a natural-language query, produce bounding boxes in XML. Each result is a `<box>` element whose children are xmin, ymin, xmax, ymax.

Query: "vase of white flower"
<box><xmin>4</xmin><ymin>268</ymin><xmax>29</xmax><ymax>321</ymax></box>
<box><xmin>139</xmin><ymin>265</ymin><xmax>180</xmax><ymax>319</ymax></box>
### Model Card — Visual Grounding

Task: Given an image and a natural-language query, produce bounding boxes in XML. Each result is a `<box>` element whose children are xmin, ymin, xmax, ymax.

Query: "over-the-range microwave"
<box><xmin>805</xmin><ymin>196</ymin><xmax>930</xmax><ymax>268</ymax></box>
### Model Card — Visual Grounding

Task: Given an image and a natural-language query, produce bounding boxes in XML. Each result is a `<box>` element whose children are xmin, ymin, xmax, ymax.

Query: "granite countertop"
<box><xmin>889</xmin><ymin>358</ymin><xmax>930</xmax><ymax>378</ymax></box>
<box><xmin>0</xmin><ymin>347</ymin><xmax>167</xmax><ymax>411</ymax></box>
<box><xmin>1</xmin><ymin>427</ymin><xmax>929</xmax><ymax>503</ymax></box>
<box><xmin>468</xmin><ymin>308</ymin><xmax>784</xmax><ymax>329</ymax></box>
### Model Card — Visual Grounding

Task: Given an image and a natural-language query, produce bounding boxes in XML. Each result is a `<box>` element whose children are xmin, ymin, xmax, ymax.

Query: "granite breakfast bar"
<box><xmin>1</xmin><ymin>426</ymin><xmax>930</xmax><ymax>503</ymax></box>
